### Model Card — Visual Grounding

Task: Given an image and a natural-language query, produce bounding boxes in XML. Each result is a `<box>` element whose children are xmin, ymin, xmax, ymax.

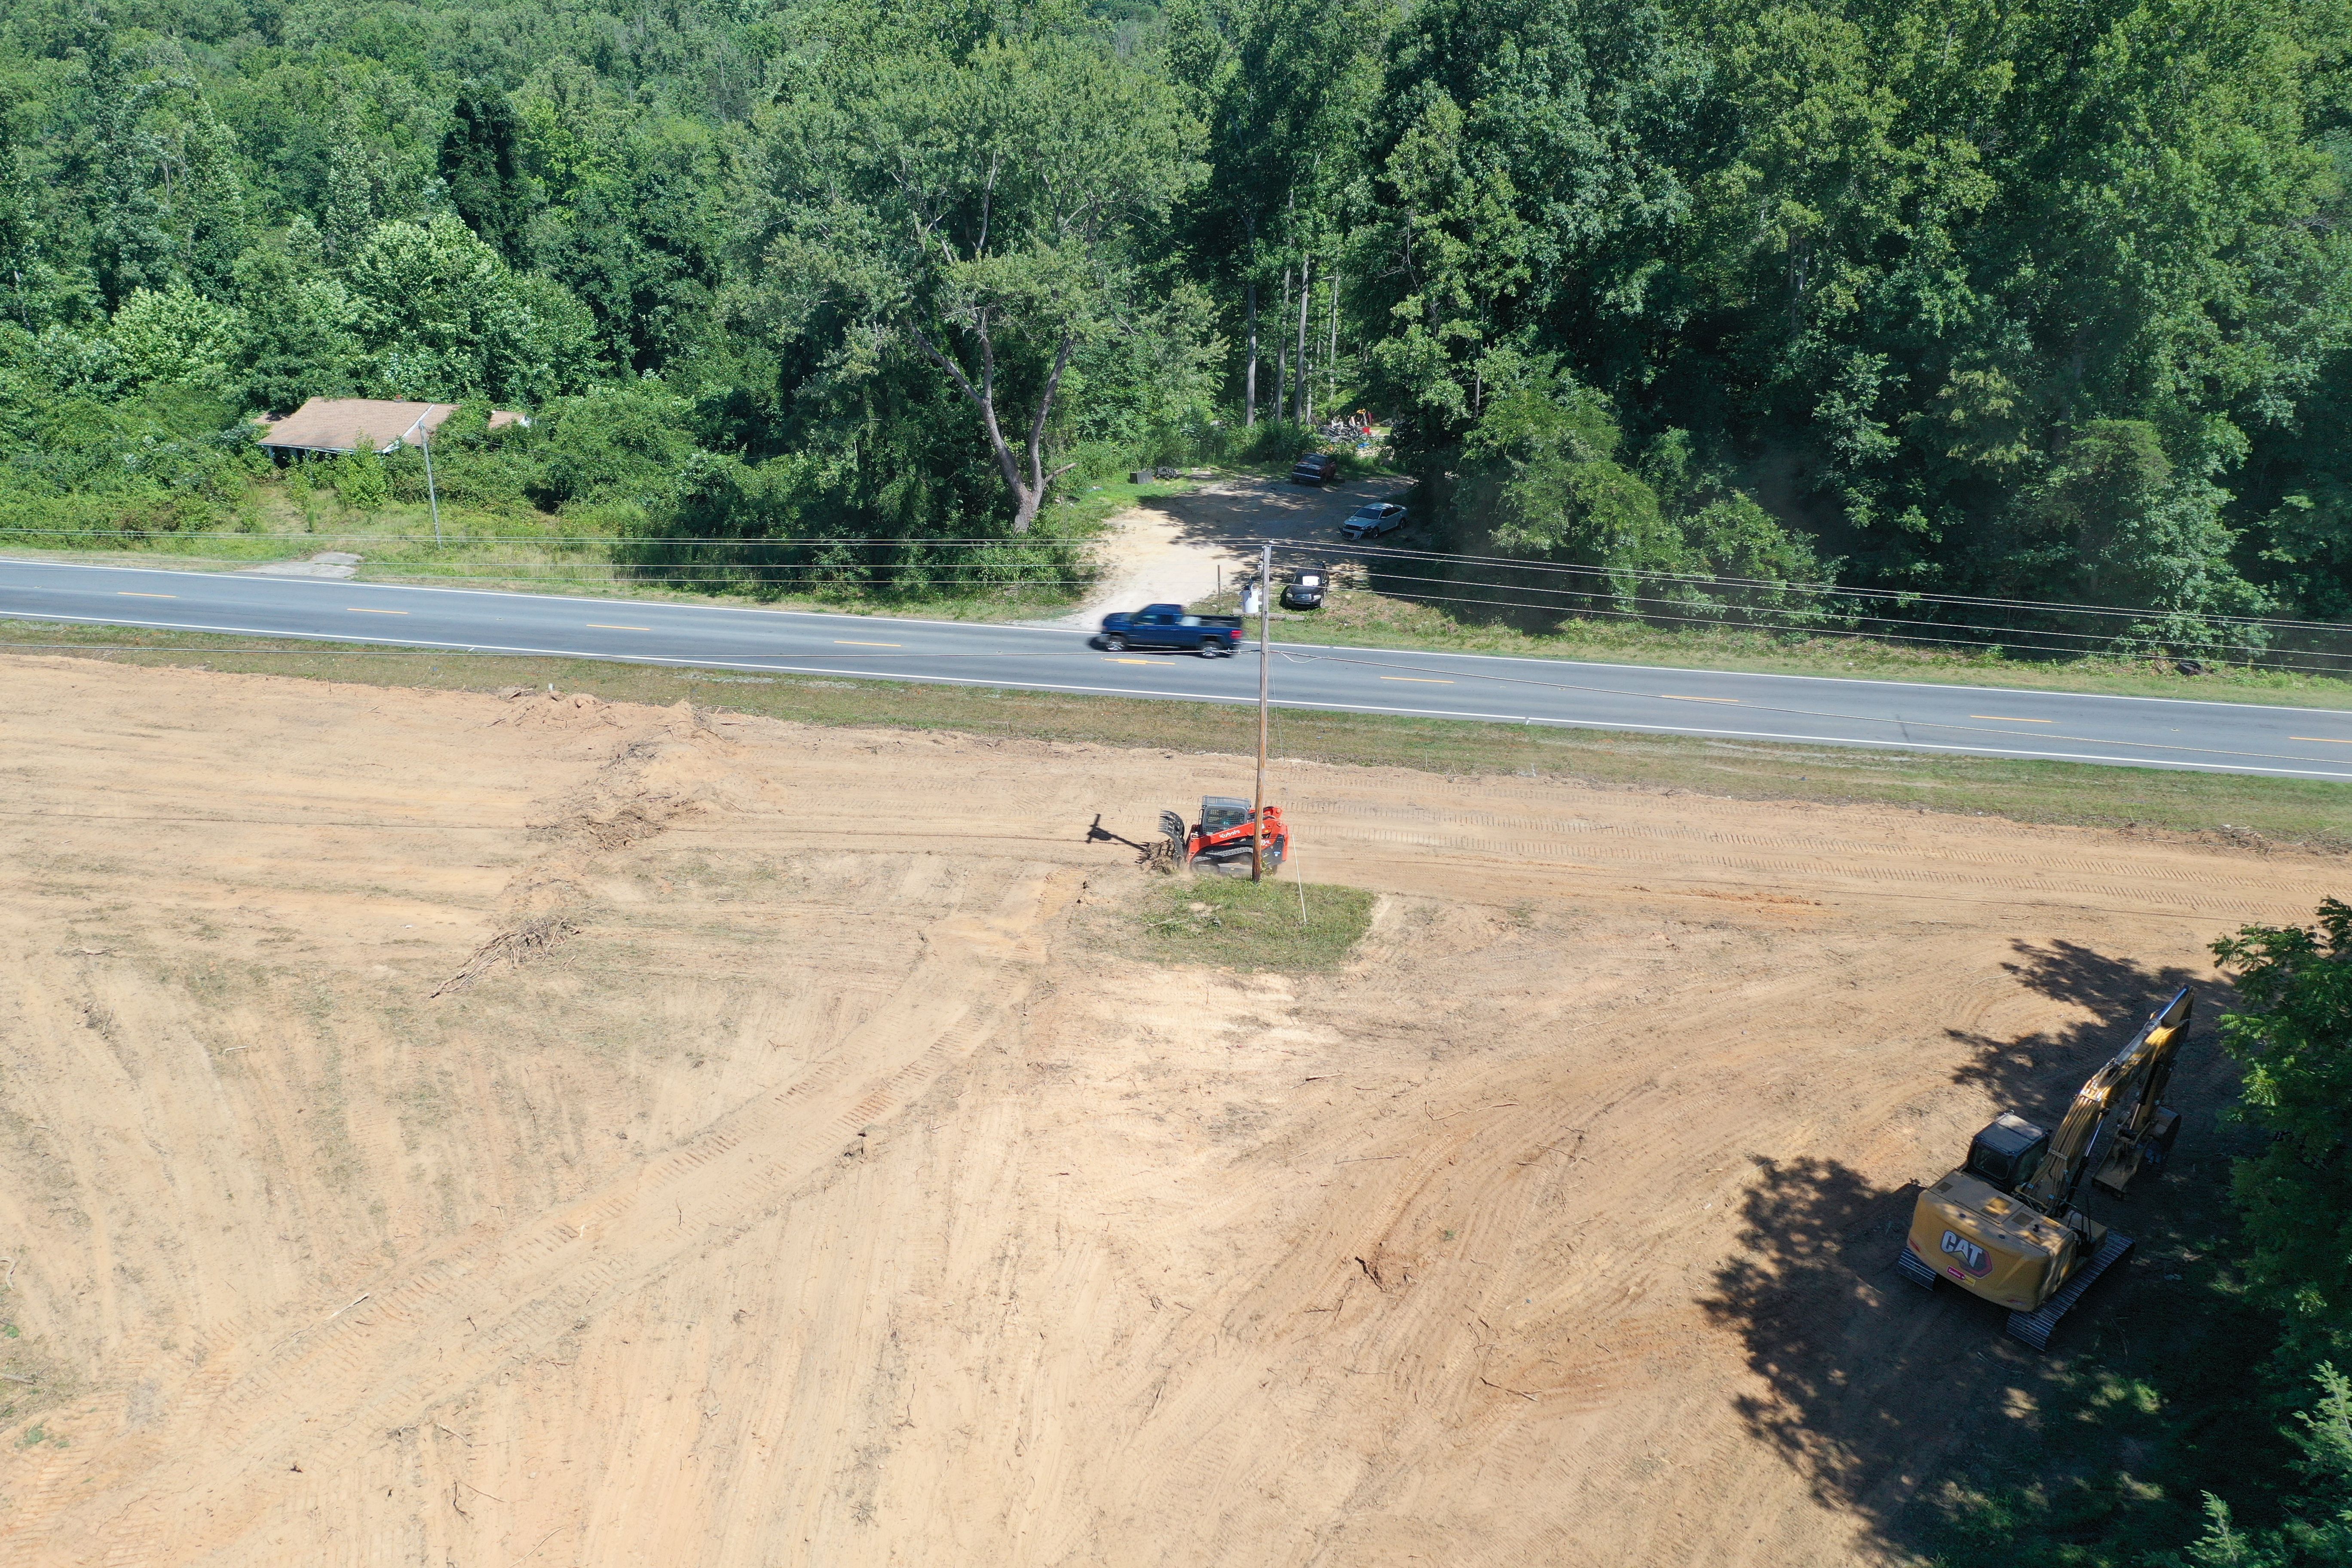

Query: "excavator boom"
<box><xmin>2021</xmin><ymin>986</ymin><xmax>2193</xmax><ymax>1209</ymax></box>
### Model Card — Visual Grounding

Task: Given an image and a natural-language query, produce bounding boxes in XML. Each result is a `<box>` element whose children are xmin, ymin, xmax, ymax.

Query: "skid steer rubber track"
<box><xmin>1895</xmin><ymin>1244</ymin><xmax>1940</xmax><ymax>1291</ymax></box>
<box><xmin>2007</xmin><ymin>1231</ymin><xmax>2134</xmax><ymax>1351</ymax></box>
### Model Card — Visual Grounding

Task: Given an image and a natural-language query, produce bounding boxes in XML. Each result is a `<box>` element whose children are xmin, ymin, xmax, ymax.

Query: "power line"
<box><xmin>1331</xmin><ymin>580</ymin><xmax>2352</xmax><ymax>674</ymax></box>
<box><xmin>1261</xmin><ymin>538</ymin><xmax>2352</xmax><ymax>637</ymax></box>
<box><xmin>14</xmin><ymin>522</ymin><xmax>2347</xmax><ymax>635</ymax></box>
<box><xmin>0</xmin><ymin>528</ymin><xmax>1088</xmax><ymax>548</ymax></box>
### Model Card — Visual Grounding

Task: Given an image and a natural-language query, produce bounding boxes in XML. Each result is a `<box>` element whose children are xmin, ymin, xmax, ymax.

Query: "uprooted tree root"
<box><xmin>431</xmin><ymin>915</ymin><xmax>582</xmax><ymax>997</ymax></box>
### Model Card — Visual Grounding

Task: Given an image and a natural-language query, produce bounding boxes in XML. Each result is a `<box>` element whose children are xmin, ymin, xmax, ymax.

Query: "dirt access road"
<box><xmin>1057</xmin><ymin>471</ymin><xmax>1416</xmax><ymax>625</ymax></box>
<box><xmin>0</xmin><ymin>657</ymin><xmax>2337</xmax><ymax>1566</ymax></box>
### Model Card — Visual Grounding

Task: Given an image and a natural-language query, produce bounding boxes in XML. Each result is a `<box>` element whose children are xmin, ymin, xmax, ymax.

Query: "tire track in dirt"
<box><xmin>1310</xmin><ymin>817</ymin><xmax>2324</xmax><ymax>922</ymax></box>
<box><xmin>0</xmin><ymin>870</ymin><xmax>1060</xmax><ymax>1568</ymax></box>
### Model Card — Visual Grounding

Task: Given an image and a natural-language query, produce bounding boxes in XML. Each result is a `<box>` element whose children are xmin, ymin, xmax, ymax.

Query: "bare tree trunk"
<box><xmin>1327</xmin><ymin>273</ymin><xmax>1339</xmax><ymax>414</ymax></box>
<box><xmin>1276</xmin><ymin>265</ymin><xmax>1291</xmax><ymax>429</ymax></box>
<box><xmin>1296</xmin><ymin>253</ymin><xmax>1312</xmax><ymax>427</ymax></box>
<box><xmin>910</xmin><ymin>321</ymin><xmax>1077</xmax><ymax>534</ymax></box>
<box><xmin>1244</xmin><ymin>279</ymin><xmax>1259</xmax><ymax>429</ymax></box>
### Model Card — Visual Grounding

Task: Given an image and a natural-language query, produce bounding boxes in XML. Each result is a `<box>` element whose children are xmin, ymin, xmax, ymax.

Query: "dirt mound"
<box><xmin>0</xmin><ymin>655</ymin><xmax>2336</xmax><ymax>1566</ymax></box>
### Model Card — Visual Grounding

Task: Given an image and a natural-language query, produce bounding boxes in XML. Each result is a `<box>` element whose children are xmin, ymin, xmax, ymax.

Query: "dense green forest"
<box><xmin>5</xmin><ymin>0</ymin><xmax>2352</xmax><ymax>634</ymax></box>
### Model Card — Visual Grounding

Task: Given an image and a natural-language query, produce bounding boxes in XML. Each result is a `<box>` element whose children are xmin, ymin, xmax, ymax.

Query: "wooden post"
<box><xmin>1252</xmin><ymin>540</ymin><xmax>1271</xmax><ymax>882</ymax></box>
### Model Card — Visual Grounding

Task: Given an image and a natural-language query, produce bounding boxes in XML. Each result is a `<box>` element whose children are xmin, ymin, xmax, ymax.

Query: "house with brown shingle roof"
<box><xmin>253</xmin><ymin>398</ymin><xmax>527</xmax><ymax>457</ymax></box>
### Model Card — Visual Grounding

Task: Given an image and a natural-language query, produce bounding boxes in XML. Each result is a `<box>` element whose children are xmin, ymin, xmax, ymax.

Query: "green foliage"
<box><xmin>440</xmin><ymin>88</ymin><xmax>534</xmax><ymax>263</ymax></box>
<box><xmin>110</xmin><ymin>285</ymin><xmax>241</xmax><ymax>389</ymax></box>
<box><xmin>527</xmin><ymin>383</ymin><xmax>696</xmax><ymax>512</ymax></box>
<box><xmin>1451</xmin><ymin>365</ymin><xmax>1834</xmax><ymax>622</ymax></box>
<box><xmin>2211</xmin><ymin>900</ymin><xmax>2352</xmax><ymax>1374</ymax></box>
<box><xmin>747</xmin><ymin>0</ymin><xmax>1205</xmax><ymax>530</ymax></box>
<box><xmin>2185</xmin><ymin>1366</ymin><xmax>2352</xmax><ymax>1567</ymax></box>
<box><xmin>230</xmin><ymin>236</ymin><xmax>358</xmax><ymax>414</ymax></box>
<box><xmin>335</xmin><ymin>447</ymin><xmax>389</xmax><ymax>517</ymax></box>
<box><xmin>0</xmin><ymin>0</ymin><xmax>2347</xmax><ymax>625</ymax></box>
<box><xmin>342</xmin><ymin>214</ymin><xmax>599</xmax><ymax>403</ymax></box>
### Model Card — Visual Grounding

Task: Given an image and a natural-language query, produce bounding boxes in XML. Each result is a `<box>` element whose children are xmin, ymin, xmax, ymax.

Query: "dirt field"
<box><xmin>0</xmin><ymin>658</ymin><xmax>2339</xmax><ymax>1568</ymax></box>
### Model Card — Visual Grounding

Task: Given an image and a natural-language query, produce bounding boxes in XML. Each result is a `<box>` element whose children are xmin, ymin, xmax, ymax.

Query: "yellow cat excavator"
<box><xmin>1897</xmin><ymin>986</ymin><xmax>2193</xmax><ymax>1349</ymax></box>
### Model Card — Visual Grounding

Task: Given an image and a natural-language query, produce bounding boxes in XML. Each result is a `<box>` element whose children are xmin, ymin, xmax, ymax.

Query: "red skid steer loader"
<box><xmin>1158</xmin><ymin>796</ymin><xmax>1288</xmax><ymax>874</ymax></box>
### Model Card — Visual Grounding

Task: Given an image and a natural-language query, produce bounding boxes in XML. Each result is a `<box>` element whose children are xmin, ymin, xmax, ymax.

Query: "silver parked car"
<box><xmin>1341</xmin><ymin>501</ymin><xmax>1406</xmax><ymax>540</ymax></box>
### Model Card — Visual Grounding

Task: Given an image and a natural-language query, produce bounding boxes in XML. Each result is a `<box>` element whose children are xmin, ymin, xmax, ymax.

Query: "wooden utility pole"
<box><xmin>420</xmin><ymin>421</ymin><xmax>443</xmax><ymax>548</ymax></box>
<box><xmin>1252</xmin><ymin>540</ymin><xmax>1271</xmax><ymax>882</ymax></box>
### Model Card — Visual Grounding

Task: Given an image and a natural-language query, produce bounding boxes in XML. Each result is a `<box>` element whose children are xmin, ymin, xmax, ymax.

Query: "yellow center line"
<box><xmin>1971</xmin><ymin>714</ymin><xmax>2053</xmax><ymax>723</ymax></box>
<box><xmin>1380</xmin><ymin>675</ymin><xmax>1454</xmax><ymax>684</ymax></box>
<box><xmin>1659</xmin><ymin>693</ymin><xmax>1738</xmax><ymax>703</ymax></box>
<box><xmin>835</xmin><ymin>639</ymin><xmax>902</xmax><ymax>647</ymax></box>
<box><xmin>2291</xmin><ymin>736</ymin><xmax>2352</xmax><ymax>744</ymax></box>
<box><xmin>346</xmin><ymin>608</ymin><xmax>407</xmax><ymax>615</ymax></box>
<box><xmin>117</xmin><ymin>591</ymin><xmax>177</xmax><ymax>598</ymax></box>
<box><xmin>586</xmin><ymin>623</ymin><xmax>651</xmax><ymax>631</ymax></box>
<box><xmin>1107</xmin><ymin>657</ymin><xmax>1153</xmax><ymax>665</ymax></box>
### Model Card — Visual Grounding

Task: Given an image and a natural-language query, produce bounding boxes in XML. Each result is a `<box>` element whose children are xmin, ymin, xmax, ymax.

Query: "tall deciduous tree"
<box><xmin>441</xmin><ymin>88</ymin><xmax>535</xmax><ymax>263</ymax></box>
<box><xmin>755</xmin><ymin>6</ymin><xmax>1202</xmax><ymax>531</ymax></box>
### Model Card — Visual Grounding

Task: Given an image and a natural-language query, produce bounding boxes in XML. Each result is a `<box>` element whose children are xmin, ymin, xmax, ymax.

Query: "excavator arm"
<box><xmin>2018</xmin><ymin>986</ymin><xmax>2194</xmax><ymax>1211</ymax></box>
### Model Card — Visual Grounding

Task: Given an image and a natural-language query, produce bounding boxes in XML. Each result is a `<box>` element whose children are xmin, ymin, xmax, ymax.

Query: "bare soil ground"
<box><xmin>1055</xmin><ymin>473</ymin><xmax>1412</xmax><ymax>624</ymax></box>
<box><xmin>0</xmin><ymin>657</ymin><xmax>2338</xmax><ymax>1567</ymax></box>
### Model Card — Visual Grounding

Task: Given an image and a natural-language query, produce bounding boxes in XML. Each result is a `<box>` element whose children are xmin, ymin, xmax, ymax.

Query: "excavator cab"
<box><xmin>1964</xmin><ymin>1113</ymin><xmax>2050</xmax><ymax>1192</ymax></box>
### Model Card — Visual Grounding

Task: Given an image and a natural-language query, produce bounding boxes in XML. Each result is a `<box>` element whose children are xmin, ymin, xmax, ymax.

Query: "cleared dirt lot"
<box><xmin>0</xmin><ymin>657</ymin><xmax>2338</xmax><ymax>1567</ymax></box>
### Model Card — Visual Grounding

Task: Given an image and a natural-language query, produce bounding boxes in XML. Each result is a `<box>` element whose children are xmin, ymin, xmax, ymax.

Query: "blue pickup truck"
<box><xmin>1096</xmin><ymin>604</ymin><xmax>1246</xmax><ymax>657</ymax></box>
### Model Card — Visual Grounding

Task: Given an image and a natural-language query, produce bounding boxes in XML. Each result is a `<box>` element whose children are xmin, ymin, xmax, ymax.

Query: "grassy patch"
<box><xmin>4</xmin><ymin>621</ymin><xmax>2347</xmax><ymax>851</ymax></box>
<box><xmin>1124</xmin><ymin>873</ymin><xmax>1375</xmax><ymax>973</ymax></box>
<box><xmin>0</xmin><ymin>1288</ymin><xmax>79</xmax><ymax>1439</ymax></box>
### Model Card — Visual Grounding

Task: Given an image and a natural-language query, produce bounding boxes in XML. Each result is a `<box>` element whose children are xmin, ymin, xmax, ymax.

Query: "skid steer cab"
<box><xmin>1158</xmin><ymin>796</ymin><xmax>1288</xmax><ymax>874</ymax></box>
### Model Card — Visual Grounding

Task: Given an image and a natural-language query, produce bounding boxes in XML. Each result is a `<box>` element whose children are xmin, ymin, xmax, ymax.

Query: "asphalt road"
<box><xmin>5</xmin><ymin>556</ymin><xmax>2351</xmax><ymax>781</ymax></box>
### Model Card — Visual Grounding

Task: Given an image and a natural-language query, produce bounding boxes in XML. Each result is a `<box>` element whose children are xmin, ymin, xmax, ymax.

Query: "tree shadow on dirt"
<box><xmin>1698</xmin><ymin>940</ymin><xmax>2237</xmax><ymax>1561</ymax></box>
<box><xmin>1946</xmin><ymin>940</ymin><xmax>2209</xmax><ymax>1110</ymax></box>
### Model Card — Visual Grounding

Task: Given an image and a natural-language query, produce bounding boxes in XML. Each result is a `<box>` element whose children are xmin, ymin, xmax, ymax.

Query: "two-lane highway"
<box><xmin>5</xmin><ymin>556</ymin><xmax>2351</xmax><ymax>781</ymax></box>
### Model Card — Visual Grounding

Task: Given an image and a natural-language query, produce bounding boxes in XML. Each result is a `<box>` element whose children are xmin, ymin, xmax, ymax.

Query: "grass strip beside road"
<box><xmin>1196</xmin><ymin>588</ymin><xmax>2352</xmax><ymax>711</ymax></box>
<box><xmin>5</xmin><ymin>621</ymin><xmax>2346</xmax><ymax>854</ymax></box>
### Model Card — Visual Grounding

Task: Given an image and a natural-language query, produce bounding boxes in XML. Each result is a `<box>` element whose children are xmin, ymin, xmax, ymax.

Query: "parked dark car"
<box><xmin>1290</xmin><ymin>453</ymin><xmax>1339</xmax><ymax>485</ymax></box>
<box><xmin>1096</xmin><ymin>604</ymin><xmax>1245</xmax><ymax>656</ymax></box>
<box><xmin>1280</xmin><ymin>568</ymin><xmax>1328</xmax><ymax>610</ymax></box>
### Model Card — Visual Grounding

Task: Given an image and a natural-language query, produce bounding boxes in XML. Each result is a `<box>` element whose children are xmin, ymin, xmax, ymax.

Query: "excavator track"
<box><xmin>1895</xmin><ymin>1243</ymin><xmax>1941</xmax><ymax>1290</ymax></box>
<box><xmin>2006</xmin><ymin>1231</ymin><xmax>2134</xmax><ymax>1351</ymax></box>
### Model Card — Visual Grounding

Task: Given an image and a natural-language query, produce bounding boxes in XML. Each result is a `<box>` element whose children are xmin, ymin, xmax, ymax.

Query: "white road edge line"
<box><xmin>6</xmin><ymin>607</ymin><xmax>2350</xmax><ymax>781</ymax></box>
<box><xmin>11</xmin><ymin>554</ymin><xmax>2349</xmax><ymax>716</ymax></box>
